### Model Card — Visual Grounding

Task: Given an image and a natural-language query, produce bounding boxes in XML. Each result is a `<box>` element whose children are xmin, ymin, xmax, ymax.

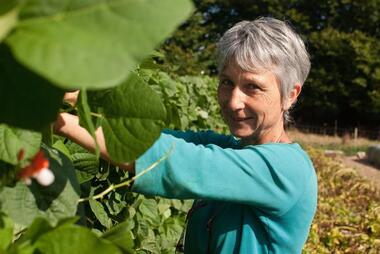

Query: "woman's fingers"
<box><xmin>63</xmin><ymin>90</ymin><xmax>80</xmax><ymax>106</ymax></box>
<box><xmin>53</xmin><ymin>112</ymin><xmax>78</xmax><ymax>135</ymax></box>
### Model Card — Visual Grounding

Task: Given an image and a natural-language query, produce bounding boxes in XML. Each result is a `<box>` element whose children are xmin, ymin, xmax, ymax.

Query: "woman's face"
<box><xmin>217</xmin><ymin>62</ymin><xmax>285</xmax><ymax>144</ymax></box>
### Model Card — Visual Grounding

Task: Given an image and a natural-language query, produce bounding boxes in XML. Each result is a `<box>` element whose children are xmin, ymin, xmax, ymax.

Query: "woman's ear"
<box><xmin>283</xmin><ymin>83</ymin><xmax>302</xmax><ymax>110</ymax></box>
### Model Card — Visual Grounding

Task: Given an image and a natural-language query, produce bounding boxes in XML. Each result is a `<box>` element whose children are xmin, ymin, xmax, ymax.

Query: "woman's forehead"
<box><xmin>221</xmin><ymin>64</ymin><xmax>279</xmax><ymax>87</ymax></box>
<box><xmin>221</xmin><ymin>57</ymin><xmax>273</xmax><ymax>75</ymax></box>
<box><xmin>221</xmin><ymin>62</ymin><xmax>270</xmax><ymax>79</ymax></box>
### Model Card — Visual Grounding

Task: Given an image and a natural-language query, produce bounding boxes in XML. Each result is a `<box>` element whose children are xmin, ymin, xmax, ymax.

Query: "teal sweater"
<box><xmin>132</xmin><ymin>130</ymin><xmax>318</xmax><ymax>254</ymax></box>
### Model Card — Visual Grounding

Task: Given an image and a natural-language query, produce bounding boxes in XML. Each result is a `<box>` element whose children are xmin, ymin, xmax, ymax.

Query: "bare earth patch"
<box><xmin>340</xmin><ymin>156</ymin><xmax>380</xmax><ymax>190</ymax></box>
<box><xmin>288</xmin><ymin>129</ymin><xmax>380</xmax><ymax>189</ymax></box>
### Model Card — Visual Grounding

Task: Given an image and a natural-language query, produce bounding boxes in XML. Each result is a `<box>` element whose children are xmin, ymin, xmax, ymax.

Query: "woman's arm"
<box><xmin>132</xmin><ymin>132</ymin><xmax>316</xmax><ymax>216</ymax></box>
<box><xmin>54</xmin><ymin>112</ymin><xmax>135</xmax><ymax>173</ymax></box>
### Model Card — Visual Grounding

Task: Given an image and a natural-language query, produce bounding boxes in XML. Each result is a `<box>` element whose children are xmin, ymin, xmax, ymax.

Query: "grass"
<box><xmin>288</xmin><ymin>128</ymin><xmax>379</xmax><ymax>156</ymax></box>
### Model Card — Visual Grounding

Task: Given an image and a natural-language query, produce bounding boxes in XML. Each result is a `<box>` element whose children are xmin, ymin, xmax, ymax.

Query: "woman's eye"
<box><xmin>245</xmin><ymin>83</ymin><xmax>260</xmax><ymax>91</ymax></box>
<box><xmin>220</xmin><ymin>79</ymin><xmax>233</xmax><ymax>87</ymax></box>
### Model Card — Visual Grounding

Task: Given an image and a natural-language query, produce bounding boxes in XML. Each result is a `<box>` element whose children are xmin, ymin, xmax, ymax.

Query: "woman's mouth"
<box><xmin>232</xmin><ymin>117</ymin><xmax>253</xmax><ymax>123</ymax></box>
<box><xmin>236</xmin><ymin>117</ymin><xmax>249</xmax><ymax>121</ymax></box>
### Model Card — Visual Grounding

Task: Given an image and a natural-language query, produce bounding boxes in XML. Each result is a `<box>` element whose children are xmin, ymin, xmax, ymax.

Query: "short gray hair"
<box><xmin>216</xmin><ymin>17</ymin><xmax>311</xmax><ymax>123</ymax></box>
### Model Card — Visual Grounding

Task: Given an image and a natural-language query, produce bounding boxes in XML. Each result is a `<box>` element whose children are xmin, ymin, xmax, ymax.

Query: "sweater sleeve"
<box><xmin>131</xmin><ymin>131</ymin><xmax>315</xmax><ymax>216</ymax></box>
<box><xmin>162</xmin><ymin>129</ymin><xmax>239</xmax><ymax>148</ymax></box>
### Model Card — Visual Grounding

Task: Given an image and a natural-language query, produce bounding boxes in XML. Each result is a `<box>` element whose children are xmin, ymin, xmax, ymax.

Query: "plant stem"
<box><xmin>78</xmin><ymin>144</ymin><xmax>175</xmax><ymax>202</ymax></box>
<box><xmin>62</xmin><ymin>103</ymin><xmax>103</xmax><ymax>119</ymax></box>
<box><xmin>89</xmin><ymin>112</ymin><xmax>103</xmax><ymax>118</ymax></box>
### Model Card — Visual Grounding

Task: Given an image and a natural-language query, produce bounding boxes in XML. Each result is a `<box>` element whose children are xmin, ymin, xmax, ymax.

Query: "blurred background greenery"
<box><xmin>158</xmin><ymin>0</ymin><xmax>380</xmax><ymax>133</ymax></box>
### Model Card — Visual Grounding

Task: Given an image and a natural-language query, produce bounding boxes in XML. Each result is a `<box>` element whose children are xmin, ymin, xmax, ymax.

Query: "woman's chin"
<box><xmin>230</xmin><ymin>128</ymin><xmax>255</xmax><ymax>139</ymax></box>
<box><xmin>227</xmin><ymin>119</ymin><xmax>257</xmax><ymax>138</ymax></box>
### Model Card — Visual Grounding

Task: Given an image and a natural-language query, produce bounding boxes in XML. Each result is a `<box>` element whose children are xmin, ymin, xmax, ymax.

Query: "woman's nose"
<box><xmin>228</xmin><ymin>87</ymin><xmax>245</xmax><ymax>110</ymax></box>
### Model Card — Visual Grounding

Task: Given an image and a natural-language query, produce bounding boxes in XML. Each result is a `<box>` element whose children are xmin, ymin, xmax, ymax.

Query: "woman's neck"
<box><xmin>241</xmin><ymin>127</ymin><xmax>291</xmax><ymax>146</ymax></box>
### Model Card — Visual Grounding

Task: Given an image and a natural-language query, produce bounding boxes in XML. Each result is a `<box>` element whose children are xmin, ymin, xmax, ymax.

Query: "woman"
<box><xmin>55</xmin><ymin>17</ymin><xmax>317</xmax><ymax>254</ymax></box>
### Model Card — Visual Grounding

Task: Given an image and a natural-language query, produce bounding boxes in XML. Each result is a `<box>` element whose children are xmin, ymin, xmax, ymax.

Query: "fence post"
<box><xmin>334</xmin><ymin>120</ymin><xmax>338</xmax><ymax>137</ymax></box>
<box><xmin>354</xmin><ymin>127</ymin><xmax>358</xmax><ymax>141</ymax></box>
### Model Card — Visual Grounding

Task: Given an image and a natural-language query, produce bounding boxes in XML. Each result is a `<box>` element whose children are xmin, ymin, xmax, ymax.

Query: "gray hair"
<box><xmin>216</xmin><ymin>17</ymin><xmax>311</xmax><ymax>123</ymax></box>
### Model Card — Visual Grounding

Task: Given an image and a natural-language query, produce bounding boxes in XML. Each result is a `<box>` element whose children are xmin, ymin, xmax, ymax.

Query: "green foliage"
<box><xmin>34</xmin><ymin>224</ymin><xmax>123</xmax><ymax>254</ymax></box>
<box><xmin>0</xmin><ymin>0</ymin><xmax>195</xmax><ymax>253</ymax></box>
<box><xmin>161</xmin><ymin>0</ymin><xmax>380</xmax><ymax>127</ymax></box>
<box><xmin>2</xmin><ymin>0</ymin><xmax>378</xmax><ymax>253</ymax></box>
<box><xmin>5</xmin><ymin>0</ymin><xmax>193</xmax><ymax>90</ymax></box>
<box><xmin>86</xmin><ymin>73</ymin><xmax>167</xmax><ymax>163</ymax></box>
<box><xmin>300</xmin><ymin>28</ymin><xmax>380</xmax><ymax>125</ymax></box>
<box><xmin>0</xmin><ymin>144</ymin><xmax>80</xmax><ymax>231</ymax></box>
<box><xmin>77</xmin><ymin>89</ymin><xmax>100</xmax><ymax>157</ymax></box>
<box><xmin>0</xmin><ymin>44</ymin><xmax>65</xmax><ymax>130</ymax></box>
<box><xmin>303</xmin><ymin>148</ymin><xmax>380</xmax><ymax>253</ymax></box>
<box><xmin>102</xmin><ymin>220</ymin><xmax>135</xmax><ymax>252</ymax></box>
<box><xmin>0</xmin><ymin>213</ymin><xmax>13</xmax><ymax>251</ymax></box>
<box><xmin>0</xmin><ymin>124</ymin><xmax>42</xmax><ymax>187</ymax></box>
<box><xmin>138</xmin><ymin>67</ymin><xmax>227</xmax><ymax>132</ymax></box>
<box><xmin>0</xmin><ymin>0</ymin><xmax>193</xmax><ymax>130</ymax></box>
<box><xmin>5</xmin><ymin>217</ymin><xmax>122</xmax><ymax>254</ymax></box>
<box><xmin>63</xmin><ymin>137</ymin><xmax>192</xmax><ymax>252</ymax></box>
<box><xmin>0</xmin><ymin>124</ymin><xmax>41</xmax><ymax>165</ymax></box>
<box><xmin>0</xmin><ymin>0</ymin><xmax>20</xmax><ymax>42</ymax></box>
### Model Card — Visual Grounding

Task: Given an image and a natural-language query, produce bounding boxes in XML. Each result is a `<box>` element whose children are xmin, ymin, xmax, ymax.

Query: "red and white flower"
<box><xmin>17</xmin><ymin>150</ymin><xmax>55</xmax><ymax>186</ymax></box>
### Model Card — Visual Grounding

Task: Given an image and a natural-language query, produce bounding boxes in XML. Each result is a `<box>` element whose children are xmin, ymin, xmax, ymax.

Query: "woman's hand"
<box><xmin>53</xmin><ymin>110</ymin><xmax>135</xmax><ymax>173</ymax></box>
<box><xmin>53</xmin><ymin>112</ymin><xmax>77</xmax><ymax>136</ymax></box>
<box><xmin>63</xmin><ymin>90</ymin><xmax>80</xmax><ymax>106</ymax></box>
<box><xmin>53</xmin><ymin>89</ymin><xmax>79</xmax><ymax>136</ymax></box>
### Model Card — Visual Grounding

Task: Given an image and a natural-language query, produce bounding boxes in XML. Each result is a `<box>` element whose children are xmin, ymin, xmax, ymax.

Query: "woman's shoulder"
<box><xmin>242</xmin><ymin>142</ymin><xmax>316</xmax><ymax>178</ymax></box>
<box><xmin>162</xmin><ymin>129</ymin><xmax>239</xmax><ymax>148</ymax></box>
<box><xmin>244</xmin><ymin>142</ymin><xmax>310</xmax><ymax>160</ymax></box>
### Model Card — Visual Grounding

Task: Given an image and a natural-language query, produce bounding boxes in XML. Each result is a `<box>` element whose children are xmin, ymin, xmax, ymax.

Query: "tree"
<box><xmin>161</xmin><ymin>0</ymin><xmax>380</xmax><ymax>128</ymax></box>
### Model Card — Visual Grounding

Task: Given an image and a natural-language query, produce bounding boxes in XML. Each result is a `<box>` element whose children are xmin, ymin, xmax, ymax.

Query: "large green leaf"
<box><xmin>91</xmin><ymin>73</ymin><xmax>166</xmax><ymax>163</ymax></box>
<box><xmin>16</xmin><ymin>217</ymin><xmax>53</xmax><ymax>245</ymax></box>
<box><xmin>33</xmin><ymin>225</ymin><xmax>122</xmax><ymax>254</ymax></box>
<box><xmin>0</xmin><ymin>124</ymin><xmax>41</xmax><ymax>165</ymax></box>
<box><xmin>0</xmin><ymin>45</ymin><xmax>64</xmax><ymax>131</ymax></box>
<box><xmin>14</xmin><ymin>217</ymin><xmax>79</xmax><ymax>246</ymax></box>
<box><xmin>0</xmin><ymin>145</ymin><xmax>80</xmax><ymax>229</ymax></box>
<box><xmin>5</xmin><ymin>0</ymin><xmax>193</xmax><ymax>89</ymax></box>
<box><xmin>9</xmin><ymin>217</ymin><xmax>79</xmax><ymax>253</ymax></box>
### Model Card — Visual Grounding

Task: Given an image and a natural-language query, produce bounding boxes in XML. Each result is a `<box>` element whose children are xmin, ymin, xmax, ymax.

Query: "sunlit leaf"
<box><xmin>0</xmin><ymin>0</ymin><xmax>20</xmax><ymax>42</ymax></box>
<box><xmin>6</xmin><ymin>0</ymin><xmax>193</xmax><ymax>89</ymax></box>
<box><xmin>90</xmin><ymin>73</ymin><xmax>166</xmax><ymax>163</ymax></box>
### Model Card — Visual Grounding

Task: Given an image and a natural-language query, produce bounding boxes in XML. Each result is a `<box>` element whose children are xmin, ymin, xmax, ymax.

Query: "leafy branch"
<box><xmin>78</xmin><ymin>144</ymin><xmax>175</xmax><ymax>202</ymax></box>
